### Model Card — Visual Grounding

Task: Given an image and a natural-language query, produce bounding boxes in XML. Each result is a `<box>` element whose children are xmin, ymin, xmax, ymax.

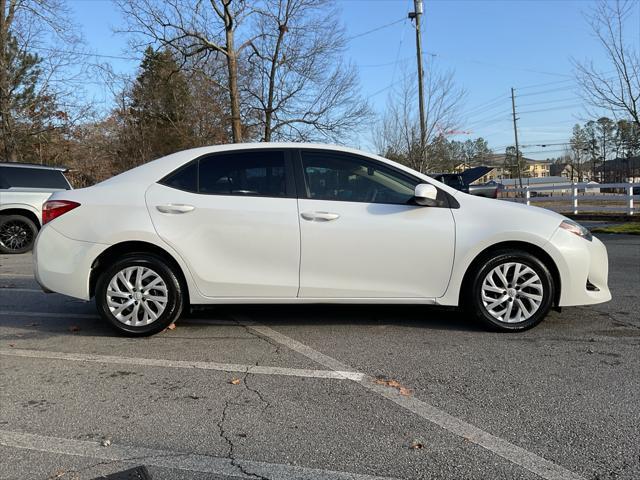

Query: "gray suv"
<box><xmin>0</xmin><ymin>163</ymin><xmax>71</xmax><ymax>254</ymax></box>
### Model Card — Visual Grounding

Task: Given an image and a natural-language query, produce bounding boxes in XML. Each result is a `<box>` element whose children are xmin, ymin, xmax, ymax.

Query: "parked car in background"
<box><xmin>430</xmin><ymin>173</ymin><xmax>469</xmax><ymax>193</ymax></box>
<box><xmin>0</xmin><ymin>163</ymin><xmax>71</xmax><ymax>254</ymax></box>
<box><xmin>34</xmin><ymin>143</ymin><xmax>610</xmax><ymax>336</ymax></box>
<box><xmin>469</xmin><ymin>182</ymin><xmax>500</xmax><ymax>199</ymax></box>
<box><xmin>430</xmin><ymin>173</ymin><xmax>499</xmax><ymax>198</ymax></box>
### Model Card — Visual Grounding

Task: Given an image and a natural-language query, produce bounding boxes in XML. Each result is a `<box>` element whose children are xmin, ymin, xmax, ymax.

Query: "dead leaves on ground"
<box><xmin>230</xmin><ymin>378</ymin><xmax>241</xmax><ymax>385</ymax></box>
<box><xmin>161</xmin><ymin>323</ymin><xmax>177</xmax><ymax>333</ymax></box>
<box><xmin>409</xmin><ymin>440</ymin><xmax>424</xmax><ymax>449</ymax></box>
<box><xmin>374</xmin><ymin>377</ymin><xmax>412</xmax><ymax>396</ymax></box>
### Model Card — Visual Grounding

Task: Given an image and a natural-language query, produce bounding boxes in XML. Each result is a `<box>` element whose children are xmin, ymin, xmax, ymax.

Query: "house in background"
<box><xmin>594</xmin><ymin>156</ymin><xmax>640</xmax><ymax>183</ymax></box>
<box><xmin>458</xmin><ymin>154</ymin><xmax>552</xmax><ymax>184</ymax></box>
<box><xmin>549</xmin><ymin>163</ymin><xmax>587</xmax><ymax>182</ymax></box>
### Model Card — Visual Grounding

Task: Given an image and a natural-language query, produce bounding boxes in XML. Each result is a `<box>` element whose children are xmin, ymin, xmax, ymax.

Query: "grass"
<box><xmin>591</xmin><ymin>223</ymin><xmax>640</xmax><ymax>235</ymax></box>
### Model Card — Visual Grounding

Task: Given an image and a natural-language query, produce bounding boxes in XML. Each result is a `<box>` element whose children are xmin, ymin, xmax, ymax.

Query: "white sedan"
<box><xmin>34</xmin><ymin>143</ymin><xmax>611</xmax><ymax>335</ymax></box>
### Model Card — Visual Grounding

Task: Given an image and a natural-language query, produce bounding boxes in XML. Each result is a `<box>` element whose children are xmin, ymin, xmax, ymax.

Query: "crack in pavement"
<box><xmin>215</xmin><ymin>322</ymin><xmax>275</xmax><ymax>480</ymax></box>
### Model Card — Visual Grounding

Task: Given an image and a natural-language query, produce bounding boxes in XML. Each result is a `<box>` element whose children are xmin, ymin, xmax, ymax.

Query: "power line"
<box><xmin>518</xmin><ymin>103</ymin><xmax>584</xmax><ymax>115</ymax></box>
<box><xmin>424</xmin><ymin>51</ymin><xmax>572</xmax><ymax>78</ymax></box>
<box><xmin>31</xmin><ymin>46</ymin><xmax>139</xmax><ymax>61</ymax></box>
<box><xmin>516</xmin><ymin>78</ymin><xmax>575</xmax><ymax>90</ymax></box>
<box><xmin>345</xmin><ymin>17</ymin><xmax>407</xmax><ymax>42</ymax></box>
<box><xmin>517</xmin><ymin>96</ymin><xmax>580</xmax><ymax>108</ymax></box>
<box><xmin>516</xmin><ymin>85</ymin><xmax>579</xmax><ymax>97</ymax></box>
<box><xmin>465</xmin><ymin>111</ymin><xmax>512</xmax><ymax>129</ymax></box>
<box><xmin>464</xmin><ymin>97</ymin><xmax>510</xmax><ymax>120</ymax></box>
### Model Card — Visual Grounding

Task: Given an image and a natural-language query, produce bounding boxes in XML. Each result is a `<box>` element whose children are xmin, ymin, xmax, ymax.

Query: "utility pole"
<box><xmin>409</xmin><ymin>0</ymin><xmax>426</xmax><ymax>166</ymax></box>
<box><xmin>510</xmin><ymin>87</ymin><xmax>523</xmax><ymax>189</ymax></box>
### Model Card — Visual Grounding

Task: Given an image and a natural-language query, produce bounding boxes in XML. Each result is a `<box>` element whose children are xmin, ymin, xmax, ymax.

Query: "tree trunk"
<box><xmin>0</xmin><ymin>0</ymin><xmax>10</xmax><ymax>160</ymax></box>
<box><xmin>224</xmin><ymin>11</ymin><xmax>242</xmax><ymax>143</ymax></box>
<box><xmin>264</xmin><ymin>24</ymin><xmax>286</xmax><ymax>142</ymax></box>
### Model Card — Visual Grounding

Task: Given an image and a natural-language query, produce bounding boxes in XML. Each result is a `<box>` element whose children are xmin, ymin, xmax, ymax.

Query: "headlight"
<box><xmin>559</xmin><ymin>219</ymin><xmax>592</xmax><ymax>241</ymax></box>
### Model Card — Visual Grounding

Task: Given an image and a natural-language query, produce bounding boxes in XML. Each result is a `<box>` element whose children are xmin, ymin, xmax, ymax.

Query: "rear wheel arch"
<box><xmin>0</xmin><ymin>208</ymin><xmax>41</xmax><ymax>229</ymax></box>
<box><xmin>89</xmin><ymin>241</ymin><xmax>190</xmax><ymax>306</ymax></box>
<box><xmin>459</xmin><ymin>241</ymin><xmax>561</xmax><ymax>307</ymax></box>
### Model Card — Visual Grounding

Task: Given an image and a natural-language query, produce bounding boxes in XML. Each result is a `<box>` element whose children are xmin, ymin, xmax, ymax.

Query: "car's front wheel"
<box><xmin>467</xmin><ymin>250</ymin><xmax>555</xmax><ymax>331</ymax></box>
<box><xmin>95</xmin><ymin>254</ymin><xmax>184</xmax><ymax>336</ymax></box>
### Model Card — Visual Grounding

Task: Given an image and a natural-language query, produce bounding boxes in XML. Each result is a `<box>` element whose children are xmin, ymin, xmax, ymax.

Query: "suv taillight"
<box><xmin>42</xmin><ymin>200</ymin><xmax>80</xmax><ymax>224</ymax></box>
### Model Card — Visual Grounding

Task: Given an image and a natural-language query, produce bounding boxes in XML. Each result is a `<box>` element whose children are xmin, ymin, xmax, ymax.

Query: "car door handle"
<box><xmin>156</xmin><ymin>204</ymin><xmax>195</xmax><ymax>214</ymax></box>
<box><xmin>300</xmin><ymin>211</ymin><xmax>340</xmax><ymax>222</ymax></box>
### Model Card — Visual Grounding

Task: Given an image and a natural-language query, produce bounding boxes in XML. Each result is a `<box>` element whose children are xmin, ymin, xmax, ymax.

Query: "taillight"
<box><xmin>42</xmin><ymin>200</ymin><xmax>80</xmax><ymax>225</ymax></box>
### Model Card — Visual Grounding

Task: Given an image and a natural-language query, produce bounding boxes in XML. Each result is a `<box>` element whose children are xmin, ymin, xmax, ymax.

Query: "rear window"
<box><xmin>0</xmin><ymin>166</ymin><xmax>70</xmax><ymax>189</ymax></box>
<box><xmin>160</xmin><ymin>151</ymin><xmax>288</xmax><ymax>198</ymax></box>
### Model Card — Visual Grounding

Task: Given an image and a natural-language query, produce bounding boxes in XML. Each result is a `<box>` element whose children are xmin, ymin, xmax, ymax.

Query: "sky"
<box><xmin>66</xmin><ymin>0</ymin><xmax>640</xmax><ymax>159</ymax></box>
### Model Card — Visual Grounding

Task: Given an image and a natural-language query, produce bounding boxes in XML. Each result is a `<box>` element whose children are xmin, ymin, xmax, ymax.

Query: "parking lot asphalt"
<box><xmin>0</xmin><ymin>234</ymin><xmax>638</xmax><ymax>480</ymax></box>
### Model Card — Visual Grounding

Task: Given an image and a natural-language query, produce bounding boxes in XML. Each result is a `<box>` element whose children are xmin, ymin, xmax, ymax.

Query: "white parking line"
<box><xmin>238</xmin><ymin>319</ymin><xmax>586</xmax><ymax>480</ymax></box>
<box><xmin>0</xmin><ymin>348</ymin><xmax>364</xmax><ymax>381</ymax></box>
<box><xmin>0</xmin><ymin>430</ymin><xmax>397</xmax><ymax>480</ymax></box>
<box><xmin>0</xmin><ymin>273</ymin><xmax>33</xmax><ymax>278</ymax></box>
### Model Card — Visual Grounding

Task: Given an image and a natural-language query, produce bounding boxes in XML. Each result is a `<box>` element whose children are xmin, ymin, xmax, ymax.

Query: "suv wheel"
<box><xmin>95</xmin><ymin>254</ymin><xmax>184</xmax><ymax>336</ymax></box>
<box><xmin>0</xmin><ymin>215</ymin><xmax>38</xmax><ymax>254</ymax></box>
<box><xmin>467</xmin><ymin>250</ymin><xmax>555</xmax><ymax>331</ymax></box>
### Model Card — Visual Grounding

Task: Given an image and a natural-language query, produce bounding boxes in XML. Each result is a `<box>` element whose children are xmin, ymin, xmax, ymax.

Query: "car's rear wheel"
<box><xmin>95</xmin><ymin>254</ymin><xmax>184</xmax><ymax>336</ymax></box>
<box><xmin>0</xmin><ymin>215</ymin><xmax>38</xmax><ymax>254</ymax></box>
<box><xmin>467</xmin><ymin>250</ymin><xmax>554</xmax><ymax>331</ymax></box>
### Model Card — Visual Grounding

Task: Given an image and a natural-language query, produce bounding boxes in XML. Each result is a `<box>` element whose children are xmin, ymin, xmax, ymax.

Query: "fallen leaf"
<box><xmin>167</xmin><ymin>323</ymin><xmax>176</xmax><ymax>330</ymax></box>
<box><xmin>399</xmin><ymin>387</ymin><xmax>412</xmax><ymax>396</ymax></box>
<box><xmin>50</xmin><ymin>470</ymin><xmax>65</xmax><ymax>479</ymax></box>
<box><xmin>410</xmin><ymin>440</ymin><xmax>424</xmax><ymax>449</ymax></box>
<box><xmin>375</xmin><ymin>377</ymin><xmax>412</xmax><ymax>396</ymax></box>
<box><xmin>230</xmin><ymin>378</ymin><xmax>241</xmax><ymax>385</ymax></box>
<box><xmin>100</xmin><ymin>435</ymin><xmax>112</xmax><ymax>447</ymax></box>
<box><xmin>69</xmin><ymin>325</ymin><xmax>80</xmax><ymax>333</ymax></box>
<box><xmin>8</xmin><ymin>344</ymin><xmax>15</xmax><ymax>348</ymax></box>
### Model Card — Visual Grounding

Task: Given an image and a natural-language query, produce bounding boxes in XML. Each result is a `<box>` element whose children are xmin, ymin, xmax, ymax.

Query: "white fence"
<box><xmin>500</xmin><ymin>182</ymin><xmax>639</xmax><ymax>215</ymax></box>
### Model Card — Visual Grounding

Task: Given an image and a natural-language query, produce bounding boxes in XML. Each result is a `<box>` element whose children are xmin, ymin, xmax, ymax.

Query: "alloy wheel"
<box><xmin>0</xmin><ymin>220</ymin><xmax>33</xmax><ymax>252</ymax></box>
<box><xmin>106</xmin><ymin>266</ymin><xmax>168</xmax><ymax>326</ymax></box>
<box><xmin>480</xmin><ymin>262</ymin><xmax>544</xmax><ymax>323</ymax></box>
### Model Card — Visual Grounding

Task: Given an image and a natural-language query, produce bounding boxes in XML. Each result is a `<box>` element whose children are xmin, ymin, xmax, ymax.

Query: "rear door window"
<box><xmin>199</xmin><ymin>151</ymin><xmax>287</xmax><ymax>197</ymax></box>
<box><xmin>0</xmin><ymin>167</ymin><xmax>70</xmax><ymax>189</ymax></box>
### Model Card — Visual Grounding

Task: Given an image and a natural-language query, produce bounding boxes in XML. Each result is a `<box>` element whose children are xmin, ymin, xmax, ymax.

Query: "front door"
<box><xmin>297</xmin><ymin>150</ymin><xmax>455</xmax><ymax>299</ymax></box>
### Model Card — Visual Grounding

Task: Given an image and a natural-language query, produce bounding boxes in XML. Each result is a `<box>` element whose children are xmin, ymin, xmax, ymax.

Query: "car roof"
<box><xmin>0</xmin><ymin>162</ymin><xmax>68</xmax><ymax>172</ymax></box>
<box><xmin>94</xmin><ymin>142</ymin><xmax>461</xmax><ymax>197</ymax></box>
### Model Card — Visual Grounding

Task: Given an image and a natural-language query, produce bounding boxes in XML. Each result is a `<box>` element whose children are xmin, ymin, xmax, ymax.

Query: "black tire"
<box><xmin>95</xmin><ymin>253</ymin><xmax>184</xmax><ymax>336</ymax></box>
<box><xmin>0</xmin><ymin>215</ymin><xmax>38</xmax><ymax>254</ymax></box>
<box><xmin>466</xmin><ymin>250</ymin><xmax>555</xmax><ymax>332</ymax></box>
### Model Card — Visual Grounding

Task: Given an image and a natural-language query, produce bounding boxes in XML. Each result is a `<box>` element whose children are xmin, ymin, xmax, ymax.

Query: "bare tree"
<box><xmin>375</xmin><ymin>65</ymin><xmax>465</xmax><ymax>173</ymax></box>
<box><xmin>116</xmin><ymin>0</ymin><xmax>258</xmax><ymax>142</ymax></box>
<box><xmin>246</xmin><ymin>0</ymin><xmax>370</xmax><ymax>142</ymax></box>
<box><xmin>575</xmin><ymin>0</ymin><xmax>640</xmax><ymax>127</ymax></box>
<box><xmin>0</xmin><ymin>0</ymin><xmax>86</xmax><ymax>163</ymax></box>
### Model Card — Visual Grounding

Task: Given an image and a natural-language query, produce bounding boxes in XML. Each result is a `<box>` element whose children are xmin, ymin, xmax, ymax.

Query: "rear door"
<box><xmin>145</xmin><ymin>149</ymin><xmax>301</xmax><ymax>298</ymax></box>
<box><xmin>296</xmin><ymin>149</ymin><xmax>456</xmax><ymax>299</ymax></box>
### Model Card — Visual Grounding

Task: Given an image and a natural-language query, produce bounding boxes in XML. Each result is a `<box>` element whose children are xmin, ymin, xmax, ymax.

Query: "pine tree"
<box><xmin>0</xmin><ymin>33</ymin><xmax>59</xmax><ymax>162</ymax></box>
<box><xmin>120</xmin><ymin>47</ymin><xmax>194</xmax><ymax>165</ymax></box>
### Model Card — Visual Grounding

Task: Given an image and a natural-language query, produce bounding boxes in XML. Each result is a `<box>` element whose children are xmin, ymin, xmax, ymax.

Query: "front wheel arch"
<box><xmin>459</xmin><ymin>241</ymin><xmax>561</xmax><ymax>308</ymax></box>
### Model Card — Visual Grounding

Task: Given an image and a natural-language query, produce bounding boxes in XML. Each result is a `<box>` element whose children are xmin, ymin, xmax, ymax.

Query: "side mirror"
<box><xmin>414</xmin><ymin>183</ymin><xmax>438</xmax><ymax>206</ymax></box>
